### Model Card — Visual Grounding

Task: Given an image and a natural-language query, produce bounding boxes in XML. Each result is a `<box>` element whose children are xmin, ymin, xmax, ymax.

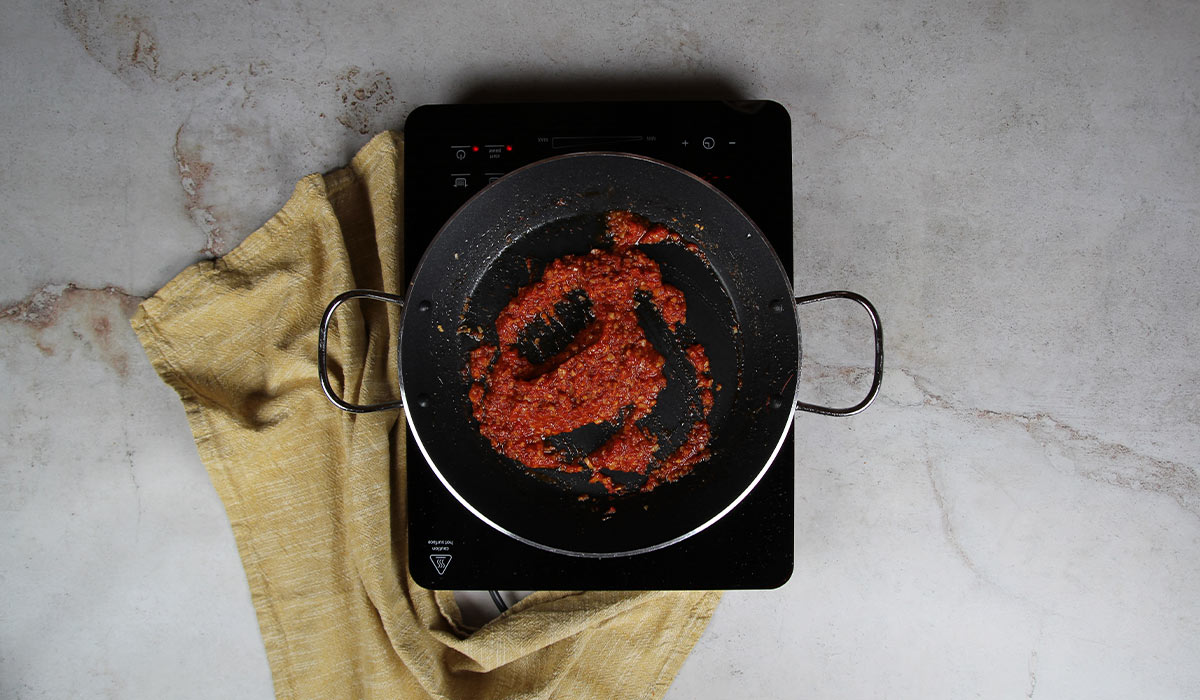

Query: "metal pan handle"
<box><xmin>794</xmin><ymin>291</ymin><xmax>884</xmax><ymax>417</ymax></box>
<box><xmin>318</xmin><ymin>289</ymin><xmax>406</xmax><ymax>413</ymax></box>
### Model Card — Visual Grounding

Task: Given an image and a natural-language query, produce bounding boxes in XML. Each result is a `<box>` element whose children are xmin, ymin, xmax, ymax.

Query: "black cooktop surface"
<box><xmin>404</xmin><ymin>100</ymin><xmax>793</xmax><ymax>590</ymax></box>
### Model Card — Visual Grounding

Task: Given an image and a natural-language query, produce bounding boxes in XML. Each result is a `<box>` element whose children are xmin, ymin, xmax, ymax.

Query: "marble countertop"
<box><xmin>3</xmin><ymin>0</ymin><xmax>1198</xmax><ymax>697</ymax></box>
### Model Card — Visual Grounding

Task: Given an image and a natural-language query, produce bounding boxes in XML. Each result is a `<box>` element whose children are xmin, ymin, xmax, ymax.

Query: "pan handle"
<box><xmin>794</xmin><ymin>291</ymin><xmax>884</xmax><ymax>417</ymax></box>
<box><xmin>318</xmin><ymin>289</ymin><xmax>406</xmax><ymax>414</ymax></box>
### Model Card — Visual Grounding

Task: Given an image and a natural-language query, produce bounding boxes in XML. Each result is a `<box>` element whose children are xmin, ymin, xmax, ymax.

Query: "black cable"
<box><xmin>488</xmin><ymin>589</ymin><xmax>508</xmax><ymax>613</ymax></box>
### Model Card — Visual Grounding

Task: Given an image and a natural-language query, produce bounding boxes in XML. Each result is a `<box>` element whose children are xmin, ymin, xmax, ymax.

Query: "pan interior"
<box><xmin>459</xmin><ymin>211</ymin><xmax>741</xmax><ymax>498</ymax></box>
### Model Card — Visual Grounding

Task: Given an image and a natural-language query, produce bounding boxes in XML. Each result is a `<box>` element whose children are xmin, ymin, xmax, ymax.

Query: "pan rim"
<box><xmin>398</xmin><ymin>151</ymin><xmax>799</xmax><ymax>557</ymax></box>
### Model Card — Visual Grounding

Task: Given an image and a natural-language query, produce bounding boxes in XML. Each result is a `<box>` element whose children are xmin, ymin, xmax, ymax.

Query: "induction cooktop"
<box><xmin>403</xmin><ymin>100</ymin><xmax>793</xmax><ymax>590</ymax></box>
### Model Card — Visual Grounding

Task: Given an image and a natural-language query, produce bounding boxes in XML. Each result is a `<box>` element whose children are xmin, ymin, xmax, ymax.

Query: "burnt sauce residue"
<box><xmin>467</xmin><ymin>211</ymin><xmax>715</xmax><ymax>495</ymax></box>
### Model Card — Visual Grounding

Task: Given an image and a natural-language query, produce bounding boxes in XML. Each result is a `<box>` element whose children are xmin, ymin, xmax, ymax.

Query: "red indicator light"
<box><xmin>505</xmin><ymin>145</ymin><xmax>513</xmax><ymax>151</ymax></box>
<box><xmin>472</xmin><ymin>146</ymin><xmax>479</xmax><ymax>152</ymax></box>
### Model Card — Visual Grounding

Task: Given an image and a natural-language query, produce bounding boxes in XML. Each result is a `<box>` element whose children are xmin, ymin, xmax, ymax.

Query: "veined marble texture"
<box><xmin>2</xmin><ymin>0</ymin><xmax>1197</xmax><ymax>698</ymax></box>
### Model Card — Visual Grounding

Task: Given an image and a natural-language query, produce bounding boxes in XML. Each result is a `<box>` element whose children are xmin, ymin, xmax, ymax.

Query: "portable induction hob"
<box><xmin>403</xmin><ymin>100</ymin><xmax>794</xmax><ymax>590</ymax></box>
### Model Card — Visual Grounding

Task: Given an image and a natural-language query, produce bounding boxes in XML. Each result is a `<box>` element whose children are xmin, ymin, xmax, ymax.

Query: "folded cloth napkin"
<box><xmin>131</xmin><ymin>131</ymin><xmax>721</xmax><ymax>699</ymax></box>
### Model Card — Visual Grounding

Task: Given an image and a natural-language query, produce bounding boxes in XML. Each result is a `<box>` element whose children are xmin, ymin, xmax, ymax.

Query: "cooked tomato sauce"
<box><xmin>468</xmin><ymin>210</ymin><xmax>714</xmax><ymax>494</ymax></box>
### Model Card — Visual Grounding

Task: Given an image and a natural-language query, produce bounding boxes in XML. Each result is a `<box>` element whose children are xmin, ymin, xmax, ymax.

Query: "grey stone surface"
<box><xmin>2</xmin><ymin>0</ymin><xmax>1197</xmax><ymax>697</ymax></box>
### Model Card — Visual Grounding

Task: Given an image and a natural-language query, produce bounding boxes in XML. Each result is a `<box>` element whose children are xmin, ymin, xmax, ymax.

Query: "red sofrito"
<box><xmin>468</xmin><ymin>211</ymin><xmax>714</xmax><ymax>494</ymax></box>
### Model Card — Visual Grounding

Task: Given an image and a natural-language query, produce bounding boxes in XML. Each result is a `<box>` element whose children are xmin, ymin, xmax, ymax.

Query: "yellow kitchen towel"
<box><xmin>131</xmin><ymin>130</ymin><xmax>721</xmax><ymax>699</ymax></box>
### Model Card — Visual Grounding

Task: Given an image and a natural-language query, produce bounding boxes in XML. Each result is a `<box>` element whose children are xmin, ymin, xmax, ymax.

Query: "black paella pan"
<box><xmin>318</xmin><ymin>152</ymin><xmax>882</xmax><ymax>557</ymax></box>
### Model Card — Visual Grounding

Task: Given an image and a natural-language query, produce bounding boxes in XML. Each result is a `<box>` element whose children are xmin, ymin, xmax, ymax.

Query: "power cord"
<box><xmin>488</xmin><ymin>589</ymin><xmax>508</xmax><ymax>613</ymax></box>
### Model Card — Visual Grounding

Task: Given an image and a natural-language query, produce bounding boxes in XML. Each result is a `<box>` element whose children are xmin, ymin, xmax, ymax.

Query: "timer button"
<box><xmin>702</xmin><ymin>136</ymin><xmax>716</xmax><ymax>150</ymax></box>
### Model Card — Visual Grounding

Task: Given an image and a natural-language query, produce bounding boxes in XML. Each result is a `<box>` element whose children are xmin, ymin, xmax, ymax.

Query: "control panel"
<box><xmin>404</xmin><ymin>100</ymin><xmax>793</xmax><ymax>283</ymax></box>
